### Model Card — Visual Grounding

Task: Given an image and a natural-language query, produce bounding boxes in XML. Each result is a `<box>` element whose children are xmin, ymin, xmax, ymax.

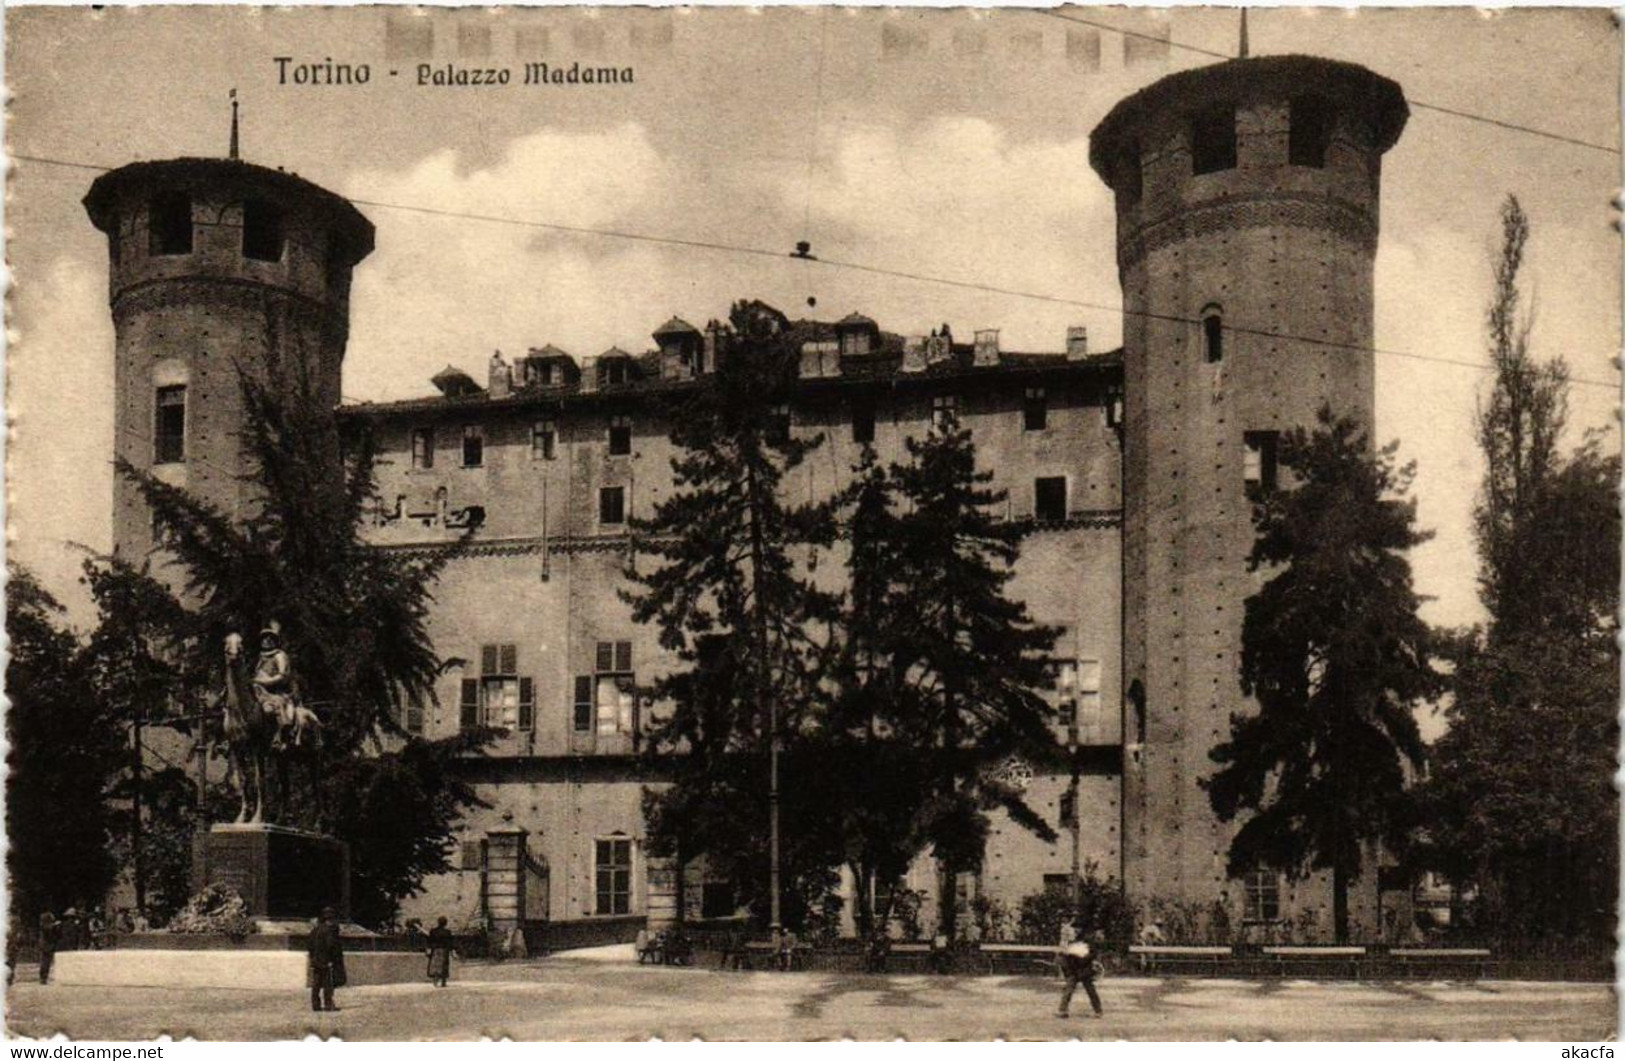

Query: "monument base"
<box><xmin>193</xmin><ymin>822</ymin><xmax>350</xmax><ymax>921</ymax></box>
<box><xmin>52</xmin><ymin>947</ymin><xmax>424</xmax><ymax>989</ymax></box>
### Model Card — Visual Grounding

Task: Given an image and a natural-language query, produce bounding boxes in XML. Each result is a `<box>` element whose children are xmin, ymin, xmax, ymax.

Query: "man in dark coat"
<box><xmin>425</xmin><ymin>916</ymin><xmax>454</xmax><ymax>988</ymax></box>
<box><xmin>306</xmin><ymin>906</ymin><xmax>346</xmax><ymax>1012</ymax></box>
<box><xmin>37</xmin><ymin>913</ymin><xmax>61</xmax><ymax>984</ymax></box>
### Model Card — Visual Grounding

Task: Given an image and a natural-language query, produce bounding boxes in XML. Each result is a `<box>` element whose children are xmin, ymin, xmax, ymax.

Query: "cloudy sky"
<box><xmin>6</xmin><ymin>5</ymin><xmax>1619</xmax><ymax>637</ymax></box>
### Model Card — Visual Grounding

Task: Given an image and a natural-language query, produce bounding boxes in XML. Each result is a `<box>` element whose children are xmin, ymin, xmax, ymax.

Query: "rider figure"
<box><xmin>254</xmin><ymin>620</ymin><xmax>299</xmax><ymax>743</ymax></box>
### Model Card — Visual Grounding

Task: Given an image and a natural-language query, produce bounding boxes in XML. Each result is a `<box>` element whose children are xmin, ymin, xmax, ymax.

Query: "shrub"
<box><xmin>166</xmin><ymin>884</ymin><xmax>256</xmax><ymax>941</ymax></box>
<box><xmin>1015</xmin><ymin>862</ymin><xmax>1134</xmax><ymax>944</ymax></box>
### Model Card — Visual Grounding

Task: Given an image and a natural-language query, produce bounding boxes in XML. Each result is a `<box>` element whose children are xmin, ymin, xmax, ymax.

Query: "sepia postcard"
<box><xmin>3</xmin><ymin>3</ymin><xmax>1619</xmax><ymax>1044</ymax></box>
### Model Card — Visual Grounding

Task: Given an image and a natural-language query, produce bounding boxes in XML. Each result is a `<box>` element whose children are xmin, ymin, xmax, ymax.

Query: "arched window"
<box><xmin>1202</xmin><ymin>305</ymin><xmax>1224</xmax><ymax>364</ymax></box>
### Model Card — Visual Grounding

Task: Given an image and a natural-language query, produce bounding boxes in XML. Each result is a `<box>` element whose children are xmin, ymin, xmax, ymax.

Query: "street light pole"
<box><xmin>769</xmin><ymin>704</ymin><xmax>782</xmax><ymax>951</ymax></box>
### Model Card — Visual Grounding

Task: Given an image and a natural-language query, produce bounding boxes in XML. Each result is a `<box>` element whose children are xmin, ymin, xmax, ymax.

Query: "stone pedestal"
<box><xmin>193</xmin><ymin>823</ymin><xmax>350</xmax><ymax>920</ymax></box>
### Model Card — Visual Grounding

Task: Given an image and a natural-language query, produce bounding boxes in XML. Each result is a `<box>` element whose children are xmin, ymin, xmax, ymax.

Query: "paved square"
<box><xmin>6</xmin><ymin>959</ymin><xmax>1616</xmax><ymax>1040</ymax></box>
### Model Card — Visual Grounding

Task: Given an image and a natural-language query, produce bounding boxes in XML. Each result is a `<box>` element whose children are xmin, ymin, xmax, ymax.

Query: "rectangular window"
<box><xmin>1035</xmin><ymin>476</ymin><xmax>1068</xmax><ymax>522</ymax></box>
<box><xmin>602</xmin><ymin>360</ymin><xmax>629</xmax><ymax>387</ymax></box>
<box><xmin>531</xmin><ymin>420</ymin><xmax>556</xmax><ymax>461</ymax></box>
<box><xmin>931</xmin><ymin>395</ymin><xmax>957</xmax><ymax>431</ymax></box>
<box><xmin>852</xmin><ymin>400</ymin><xmax>876</xmax><ymax>445</ymax></box>
<box><xmin>154</xmin><ymin>385</ymin><xmax>186</xmax><ymax>464</ymax></box>
<box><xmin>574</xmin><ymin>675</ymin><xmax>594</xmax><ymax>732</ymax></box>
<box><xmin>460</xmin><ymin>839</ymin><xmax>485</xmax><ymax>872</ymax></box>
<box><xmin>242</xmin><ymin>200</ymin><xmax>284</xmax><ymax>262</ymax></box>
<box><xmin>599</xmin><ymin>486</ymin><xmax>626</xmax><ymax>526</ymax></box>
<box><xmin>767</xmin><ymin>404</ymin><xmax>791</xmax><ymax>445</ymax></box>
<box><xmin>1244</xmin><ymin>869</ymin><xmax>1281</xmax><ymax>922</ymax></box>
<box><xmin>1290</xmin><ymin>96</ymin><xmax>1336</xmax><ymax>169</ymax></box>
<box><xmin>411</xmin><ymin>428</ymin><xmax>435</xmax><ymax>470</ymax></box>
<box><xmin>460</xmin><ymin>678</ymin><xmax>480</xmax><ymax>731</ymax></box>
<box><xmin>478</xmin><ymin>643</ymin><xmax>522</xmax><ymax>729</ymax></box>
<box><xmin>461</xmin><ymin>426</ymin><xmax>483</xmax><ymax>468</ymax></box>
<box><xmin>595</xmin><ymin>837</ymin><xmax>633</xmax><ymax>916</ymax></box>
<box><xmin>1243</xmin><ymin>431</ymin><xmax>1280</xmax><ymax>497</ymax></box>
<box><xmin>1023</xmin><ymin>388</ymin><xmax>1047</xmax><ymax>432</ymax></box>
<box><xmin>1042</xmin><ymin>873</ymin><xmax>1072</xmax><ymax>897</ymax></box>
<box><xmin>1191</xmin><ymin>104</ymin><xmax>1238</xmax><ymax>175</ymax></box>
<box><xmin>148</xmin><ymin>193</ymin><xmax>192</xmax><ymax>255</ymax></box>
<box><xmin>608</xmin><ymin>416</ymin><xmax>632</xmax><ymax>457</ymax></box>
<box><xmin>401</xmin><ymin>696</ymin><xmax>425</xmax><ymax>736</ymax></box>
<box><xmin>592</xmin><ymin>640</ymin><xmax>636</xmax><ymax>736</ymax></box>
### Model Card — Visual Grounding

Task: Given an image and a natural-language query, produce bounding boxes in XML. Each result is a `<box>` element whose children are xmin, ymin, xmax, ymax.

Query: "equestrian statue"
<box><xmin>217</xmin><ymin>620</ymin><xmax>322</xmax><ymax>824</ymax></box>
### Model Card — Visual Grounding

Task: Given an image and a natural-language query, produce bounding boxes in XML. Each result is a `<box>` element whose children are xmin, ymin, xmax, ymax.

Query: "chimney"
<box><xmin>488</xmin><ymin>350</ymin><xmax>512</xmax><ymax>398</ymax></box>
<box><xmin>973</xmin><ymin>329</ymin><xmax>1000</xmax><ymax>367</ymax></box>
<box><xmin>1066</xmin><ymin>326</ymin><xmax>1089</xmax><ymax>360</ymax></box>
<box><xmin>925</xmin><ymin>332</ymin><xmax>953</xmax><ymax>367</ymax></box>
<box><xmin>703</xmin><ymin>320</ymin><xmax>723</xmax><ymax>375</ymax></box>
<box><xmin>902</xmin><ymin>335</ymin><xmax>928</xmax><ymax>373</ymax></box>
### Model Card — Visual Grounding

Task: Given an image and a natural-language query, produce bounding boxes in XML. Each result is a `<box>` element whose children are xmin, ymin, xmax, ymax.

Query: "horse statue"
<box><xmin>220</xmin><ymin>632</ymin><xmax>276</xmax><ymax>824</ymax></box>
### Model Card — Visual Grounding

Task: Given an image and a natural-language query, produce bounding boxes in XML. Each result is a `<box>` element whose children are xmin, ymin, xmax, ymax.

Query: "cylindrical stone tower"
<box><xmin>1090</xmin><ymin>57</ymin><xmax>1407</xmax><ymax>925</ymax></box>
<box><xmin>84</xmin><ymin>158</ymin><xmax>374</xmax><ymax>558</ymax></box>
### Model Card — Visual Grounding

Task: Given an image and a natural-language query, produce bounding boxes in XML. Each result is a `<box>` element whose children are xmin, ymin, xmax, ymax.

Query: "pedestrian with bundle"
<box><xmin>1055</xmin><ymin>916</ymin><xmax>1103</xmax><ymax>1019</ymax></box>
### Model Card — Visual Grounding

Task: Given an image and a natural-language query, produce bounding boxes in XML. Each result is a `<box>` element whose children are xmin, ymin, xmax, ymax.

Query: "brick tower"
<box><xmin>1091</xmin><ymin>57</ymin><xmax>1408</xmax><ymax>928</ymax></box>
<box><xmin>84</xmin><ymin>157</ymin><xmax>374</xmax><ymax>558</ymax></box>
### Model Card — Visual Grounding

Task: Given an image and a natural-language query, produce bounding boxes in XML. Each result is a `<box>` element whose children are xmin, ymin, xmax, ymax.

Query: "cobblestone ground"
<box><xmin>5</xmin><ymin>960</ymin><xmax>1616</xmax><ymax>1041</ymax></box>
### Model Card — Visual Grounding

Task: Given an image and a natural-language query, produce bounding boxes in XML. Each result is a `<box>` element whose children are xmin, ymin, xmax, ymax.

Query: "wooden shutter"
<box><xmin>614</xmin><ymin>640</ymin><xmax>633</xmax><ymax>673</ymax></box>
<box><xmin>499</xmin><ymin>644</ymin><xmax>518</xmax><ymax>675</ymax></box>
<box><xmin>518</xmin><ymin>677</ymin><xmax>534</xmax><ymax>731</ymax></box>
<box><xmin>596</xmin><ymin>641</ymin><xmax>614</xmax><ymax>672</ymax></box>
<box><xmin>573</xmin><ymin>675</ymin><xmax>593</xmax><ymax>732</ymax></box>
<box><xmin>480</xmin><ymin>644</ymin><xmax>499</xmax><ymax>675</ymax></box>
<box><xmin>460</xmin><ymin>679</ymin><xmax>480</xmax><ymax>730</ymax></box>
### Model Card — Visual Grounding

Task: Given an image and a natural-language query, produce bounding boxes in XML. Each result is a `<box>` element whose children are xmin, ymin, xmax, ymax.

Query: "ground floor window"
<box><xmin>595</xmin><ymin>837</ymin><xmax>633</xmax><ymax>916</ymax></box>
<box><xmin>1244</xmin><ymin>868</ymin><xmax>1281</xmax><ymax>922</ymax></box>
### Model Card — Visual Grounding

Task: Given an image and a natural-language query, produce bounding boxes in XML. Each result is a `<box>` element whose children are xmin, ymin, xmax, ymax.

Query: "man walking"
<box><xmin>425</xmin><ymin>916</ymin><xmax>454</xmax><ymax>988</ymax></box>
<box><xmin>1056</xmin><ymin>916</ymin><xmax>1103</xmax><ymax>1019</ymax></box>
<box><xmin>307</xmin><ymin>906</ymin><xmax>346</xmax><ymax>1012</ymax></box>
<box><xmin>37</xmin><ymin>913</ymin><xmax>61</xmax><ymax>985</ymax></box>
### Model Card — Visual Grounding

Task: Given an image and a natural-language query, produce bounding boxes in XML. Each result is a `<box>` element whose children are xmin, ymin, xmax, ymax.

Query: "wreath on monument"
<box><xmin>167</xmin><ymin>883</ymin><xmax>257</xmax><ymax>940</ymax></box>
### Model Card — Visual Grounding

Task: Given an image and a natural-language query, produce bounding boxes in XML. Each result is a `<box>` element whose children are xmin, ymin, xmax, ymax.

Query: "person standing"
<box><xmin>37</xmin><ymin>913</ymin><xmax>61</xmax><ymax>985</ymax></box>
<box><xmin>1056</xmin><ymin>917</ymin><xmax>1103</xmax><ymax>1019</ymax></box>
<box><xmin>425</xmin><ymin>916</ymin><xmax>454</xmax><ymax>988</ymax></box>
<box><xmin>306</xmin><ymin>906</ymin><xmax>346</xmax><ymax>1012</ymax></box>
<box><xmin>59</xmin><ymin>909</ymin><xmax>83</xmax><ymax>952</ymax></box>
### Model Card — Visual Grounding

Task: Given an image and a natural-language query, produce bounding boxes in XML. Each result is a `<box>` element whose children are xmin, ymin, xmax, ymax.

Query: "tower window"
<box><xmin>1023</xmin><ymin>388</ymin><xmax>1047</xmax><ymax>432</ymax></box>
<box><xmin>411</xmin><ymin>427</ymin><xmax>435</xmax><ymax>470</ymax></box>
<box><xmin>1190</xmin><ymin>105</ymin><xmax>1237</xmax><ymax>175</ymax></box>
<box><xmin>1243</xmin><ymin>431</ymin><xmax>1280</xmax><ymax>497</ymax></box>
<box><xmin>148</xmin><ymin>193</ymin><xmax>193</xmax><ymax>256</ymax></box>
<box><xmin>1244</xmin><ymin>868</ymin><xmax>1281</xmax><ymax>922</ymax></box>
<box><xmin>1203</xmin><ymin>307</ymin><xmax>1224</xmax><ymax>364</ymax></box>
<box><xmin>242</xmin><ymin>200</ymin><xmax>284</xmax><ymax>262</ymax></box>
<box><xmin>461</xmin><ymin>426</ymin><xmax>483</xmax><ymax>468</ymax></box>
<box><xmin>154</xmin><ymin>386</ymin><xmax>186</xmax><ymax>464</ymax></box>
<box><xmin>1035</xmin><ymin>476</ymin><xmax>1068</xmax><ymax>522</ymax></box>
<box><xmin>599</xmin><ymin>486</ymin><xmax>626</xmax><ymax>526</ymax></box>
<box><xmin>1290</xmin><ymin>96</ymin><xmax>1336</xmax><ymax>169</ymax></box>
<box><xmin>608</xmin><ymin>416</ymin><xmax>632</xmax><ymax>456</ymax></box>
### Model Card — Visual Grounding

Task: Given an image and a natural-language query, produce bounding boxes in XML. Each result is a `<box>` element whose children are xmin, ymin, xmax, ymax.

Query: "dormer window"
<box><xmin>1290</xmin><ymin>96</ymin><xmax>1336</xmax><ymax>169</ymax></box>
<box><xmin>602</xmin><ymin>360</ymin><xmax>629</xmax><ymax>387</ymax></box>
<box><xmin>242</xmin><ymin>200</ymin><xmax>284</xmax><ymax>262</ymax></box>
<box><xmin>1190</xmin><ymin>105</ymin><xmax>1237</xmax><ymax>175</ymax></box>
<box><xmin>148</xmin><ymin>193</ymin><xmax>192</xmax><ymax>256</ymax></box>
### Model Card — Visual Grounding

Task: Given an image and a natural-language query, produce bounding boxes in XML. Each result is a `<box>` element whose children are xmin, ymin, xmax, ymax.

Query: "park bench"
<box><xmin>1260</xmin><ymin>945</ymin><xmax>1367</xmax><ymax>979</ymax></box>
<box><xmin>977</xmin><ymin>942</ymin><xmax>1061</xmax><ymax>976</ymax></box>
<box><xmin>728</xmin><ymin>939</ymin><xmax>810</xmax><ymax>971</ymax></box>
<box><xmin>1128</xmin><ymin>944</ymin><xmax>1231</xmax><ymax>975</ymax></box>
<box><xmin>1387</xmin><ymin>947</ymin><xmax>1492</xmax><ymax>979</ymax></box>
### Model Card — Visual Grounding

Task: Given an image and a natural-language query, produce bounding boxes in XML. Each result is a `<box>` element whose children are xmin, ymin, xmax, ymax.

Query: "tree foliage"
<box><xmin>1418</xmin><ymin>195</ymin><xmax>1619</xmax><ymax>942</ymax></box>
<box><xmin>1206</xmin><ymin>408</ymin><xmax>1439</xmax><ymax>942</ymax></box>
<box><xmin>5</xmin><ymin>565</ymin><xmax>123</xmax><ymax>922</ymax></box>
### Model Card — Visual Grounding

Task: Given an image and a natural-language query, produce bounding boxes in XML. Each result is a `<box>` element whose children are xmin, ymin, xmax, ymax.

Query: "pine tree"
<box><xmin>881</xmin><ymin>417</ymin><xmax>1062</xmax><ymax>938</ymax></box>
<box><xmin>1205</xmin><ymin>407</ymin><xmax>1438</xmax><ymax>942</ymax></box>
<box><xmin>626</xmin><ymin>300</ymin><xmax>840</xmax><ymax>933</ymax></box>
<box><xmin>113</xmin><ymin>361</ymin><xmax>495</xmax><ymax>925</ymax></box>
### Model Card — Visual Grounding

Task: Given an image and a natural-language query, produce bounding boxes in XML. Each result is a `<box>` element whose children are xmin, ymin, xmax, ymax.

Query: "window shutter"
<box><xmin>596</xmin><ymin>641</ymin><xmax>614</xmax><ymax>672</ymax></box>
<box><xmin>460</xmin><ymin>679</ymin><xmax>479</xmax><ymax>730</ymax></box>
<box><xmin>481</xmin><ymin>644</ymin><xmax>499</xmax><ymax>675</ymax></box>
<box><xmin>499</xmin><ymin>643</ymin><xmax>518</xmax><ymax>675</ymax></box>
<box><xmin>573</xmin><ymin>675</ymin><xmax>593</xmax><ymax>732</ymax></box>
<box><xmin>615</xmin><ymin>641</ymin><xmax>633</xmax><ymax>673</ymax></box>
<box><xmin>518</xmin><ymin>677</ymin><xmax>534</xmax><ymax>731</ymax></box>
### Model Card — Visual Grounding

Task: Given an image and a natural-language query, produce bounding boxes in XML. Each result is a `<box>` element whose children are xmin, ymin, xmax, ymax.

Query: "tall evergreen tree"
<box><xmin>627</xmin><ymin>301</ymin><xmax>840</xmax><ymax>933</ymax></box>
<box><xmin>113</xmin><ymin>361</ymin><xmax>494</xmax><ymax>925</ymax></box>
<box><xmin>1419</xmin><ymin>196</ymin><xmax>1619</xmax><ymax>942</ymax></box>
<box><xmin>882</xmin><ymin>418</ymin><xmax>1062</xmax><ymax>938</ymax></box>
<box><xmin>1206</xmin><ymin>408</ymin><xmax>1438</xmax><ymax>942</ymax></box>
<box><xmin>5</xmin><ymin>565</ymin><xmax>123</xmax><ymax>922</ymax></box>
